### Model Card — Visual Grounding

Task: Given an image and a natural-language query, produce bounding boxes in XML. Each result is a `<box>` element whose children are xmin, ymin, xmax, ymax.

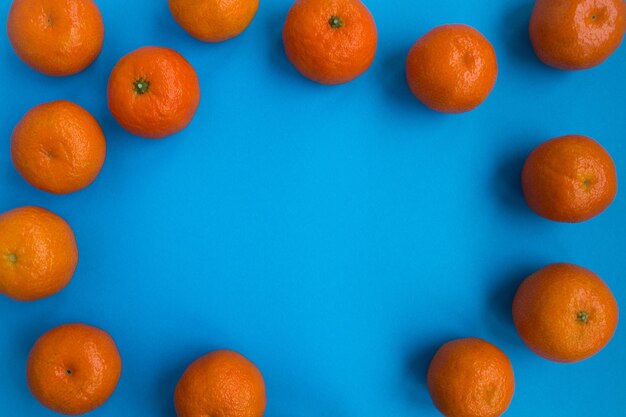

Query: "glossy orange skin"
<box><xmin>513</xmin><ymin>263</ymin><xmax>619</xmax><ymax>363</ymax></box>
<box><xmin>11</xmin><ymin>101</ymin><xmax>106</xmax><ymax>194</ymax></box>
<box><xmin>282</xmin><ymin>0</ymin><xmax>378</xmax><ymax>85</ymax></box>
<box><xmin>406</xmin><ymin>24</ymin><xmax>498</xmax><ymax>113</ymax></box>
<box><xmin>169</xmin><ymin>0</ymin><xmax>259</xmax><ymax>42</ymax></box>
<box><xmin>427</xmin><ymin>338</ymin><xmax>515</xmax><ymax>417</ymax></box>
<box><xmin>27</xmin><ymin>323</ymin><xmax>122</xmax><ymax>415</ymax></box>
<box><xmin>522</xmin><ymin>135</ymin><xmax>617</xmax><ymax>223</ymax></box>
<box><xmin>174</xmin><ymin>350</ymin><xmax>266</xmax><ymax>417</ymax></box>
<box><xmin>0</xmin><ymin>207</ymin><xmax>78</xmax><ymax>302</ymax></box>
<box><xmin>107</xmin><ymin>47</ymin><xmax>201</xmax><ymax>139</ymax></box>
<box><xmin>7</xmin><ymin>0</ymin><xmax>104</xmax><ymax>76</ymax></box>
<box><xmin>530</xmin><ymin>0</ymin><xmax>626</xmax><ymax>70</ymax></box>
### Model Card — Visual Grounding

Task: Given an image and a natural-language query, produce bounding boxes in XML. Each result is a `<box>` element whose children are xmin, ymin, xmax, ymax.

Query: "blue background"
<box><xmin>1</xmin><ymin>0</ymin><xmax>625</xmax><ymax>416</ymax></box>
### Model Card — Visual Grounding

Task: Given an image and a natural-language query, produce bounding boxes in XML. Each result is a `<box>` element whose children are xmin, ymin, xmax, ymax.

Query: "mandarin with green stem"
<box><xmin>283</xmin><ymin>0</ymin><xmax>378</xmax><ymax>84</ymax></box>
<box><xmin>107</xmin><ymin>46</ymin><xmax>200</xmax><ymax>139</ymax></box>
<box><xmin>513</xmin><ymin>263</ymin><xmax>618</xmax><ymax>362</ymax></box>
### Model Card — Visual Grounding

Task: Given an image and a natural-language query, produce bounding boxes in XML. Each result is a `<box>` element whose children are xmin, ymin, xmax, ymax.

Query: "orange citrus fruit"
<box><xmin>529</xmin><ymin>0</ymin><xmax>626</xmax><ymax>70</ymax></box>
<box><xmin>27</xmin><ymin>323</ymin><xmax>122</xmax><ymax>415</ymax></box>
<box><xmin>522</xmin><ymin>134</ymin><xmax>617</xmax><ymax>222</ymax></box>
<box><xmin>174</xmin><ymin>349</ymin><xmax>266</xmax><ymax>417</ymax></box>
<box><xmin>169</xmin><ymin>0</ymin><xmax>259</xmax><ymax>42</ymax></box>
<box><xmin>513</xmin><ymin>263</ymin><xmax>619</xmax><ymax>363</ymax></box>
<box><xmin>0</xmin><ymin>206</ymin><xmax>78</xmax><ymax>302</ymax></box>
<box><xmin>282</xmin><ymin>0</ymin><xmax>378</xmax><ymax>85</ymax></box>
<box><xmin>406</xmin><ymin>24</ymin><xmax>498</xmax><ymax>113</ymax></box>
<box><xmin>11</xmin><ymin>100</ymin><xmax>106</xmax><ymax>194</ymax></box>
<box><xmin>427</xmin><ymin>338</ymin><xmax>515</xmax><ymax>417</ymax></box>
<box><xmin>7</xmin><ymin>0</ymin><xmax>104</xmax><ymax>76</ymax></box>
<box><xmin>107</xmin><ymin>46</ymin><xmax>201</xmax><ymax>139</ymax></box>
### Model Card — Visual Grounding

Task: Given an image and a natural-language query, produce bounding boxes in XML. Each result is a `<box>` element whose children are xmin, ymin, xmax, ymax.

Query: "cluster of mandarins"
<box><xmin>0</xmin><ymin>0</ymin><xmax>624</xmax><ymax>416</ymax></box>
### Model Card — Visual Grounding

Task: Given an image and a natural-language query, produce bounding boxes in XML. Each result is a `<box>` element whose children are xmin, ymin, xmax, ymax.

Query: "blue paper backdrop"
<box><xmin>1</xmin><ymin>0</ymin><xmax>625</xmax><ymax>416</ymax></box>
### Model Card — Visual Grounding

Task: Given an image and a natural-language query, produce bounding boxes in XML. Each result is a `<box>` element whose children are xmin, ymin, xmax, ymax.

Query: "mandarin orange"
<box><xmin>513</xmin><ymin>263</ymin><xmax>619</xmax><ymax>362</ymax></box>
<box><xmin>530</xmin><ymin>0</ymin><xmax>626</xmax><ymax>70</ymax></box>
<box><xmin>169</xmin><ymin>0</ymin><xmax>259</xmax><ymax>42</ymax></box>
<box><xmin>427</xmin><ymin>338</ymin><xmax>515</xmax><ymax>417</ymax></box>
<box><xmin>174</xmin><ymin>350</ymin><xmax>266</xmax><ymax>417</ymax></box>
<box><xmin>27</xmin><ymin>323</ymin><xmax>122</xmax><ymax>415</ymax></box>
<box><xmin>11</xmin><ymin>100</ymin><xmax>106</xmax><ymax>194</ymax></box>
<box><xmin>406</xmin><ymin>24</ymin><xmax>498</xmax><ymax>113</ymax></box>
<box><xmin>283</xmin><ymin>0</ymin><xmax>378</xmax><ymax>84</ymax></box>
<box><xmin>7</xmin><ymin>0</ymin><xmax>104</xmax><ymax>76</ymax></box>
<box><xmin>0</xmin><ymin>206</ymin><xmax>78</xmax><ymax>302</ymax></box>
<box><xmin>107</xmin><ymin>47</ymin><xmax>201</xmax><ymax>139</ymax></box>
<box><xmin>522</xmin><ymin>135</ymin><xmax>617</xmax><ymax>222</ymax></box>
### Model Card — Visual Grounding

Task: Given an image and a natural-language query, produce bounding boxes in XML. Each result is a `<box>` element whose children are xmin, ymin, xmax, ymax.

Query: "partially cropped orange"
<box><xmin>513</xmin><ymin>263</ymin><xmax>619</xmax><ymax>362</ymax></box>
<box><xmin>283</xmin><ymin>0</ymin><xmax>378</xmax><ymax>84</ymax></box>
<box><xmin>11</xmin><ymin>100</ymin><xmax>106</xmax><ymax>194</ymax></box>
<box><xmin>522</xmin><ymin>135</ymin><xmax>617</xmax><ymax>222</ymax></box>
<box><xmin>27</xmin><ymin>323</ymin><xmax>122</xmax><ymax>415</ymax></box>
<box><xmin>0</xmin><ymin>206</ymin><xmax>78</xmax><ymax>302</ymax></box>
<box><xmin>169</xmin><ymin>0</ymin><xmax>259</xmax><ymax>42</ymax></box>
<box><xmin>174</xmin><ymin>350</ymin><xmax>266</xmax><ymax>417</ymax></box>
<box><xmin>427</xmin><ymin>338</ymin><xmax>515</xmax><ymax>417</ymax></box>
<box><xmin>530</xmin><ymin>0</ymin><xmax>626</xmax><ymax>70</ymax></box>
<box><xmin>406</xmin><ymin>24</ymin><xmax>498</xmax><ymax>113</ymax></box>
<box><xmin>7</xmin><ymin>0</ymin><xmax>104</xmax><ymax>76</ymax></box>
<box><xmin>107</xmin><ymin>46</ymin><xmax>201</xmax><ymax>139</ymax></box>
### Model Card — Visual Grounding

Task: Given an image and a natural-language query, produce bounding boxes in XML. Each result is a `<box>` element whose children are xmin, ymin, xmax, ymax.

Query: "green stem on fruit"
<box><xmin>133</xmin><ymin>78</ymin><xmax>150</xmax><ymax>95</ymax></box>
<box><xmin>329</xmin><ymin>16</ymin><xmax>344</xmax><ymax>29</ymax></box>
<box><xmin>577</xmin><ymin>311</ymin><xmax>589</xmax><ymax>323</ymax></box>
<box><xmin>6</xmin><ymin>253</ymin><xmax>17</xmax><ymax>264</ymax></box>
